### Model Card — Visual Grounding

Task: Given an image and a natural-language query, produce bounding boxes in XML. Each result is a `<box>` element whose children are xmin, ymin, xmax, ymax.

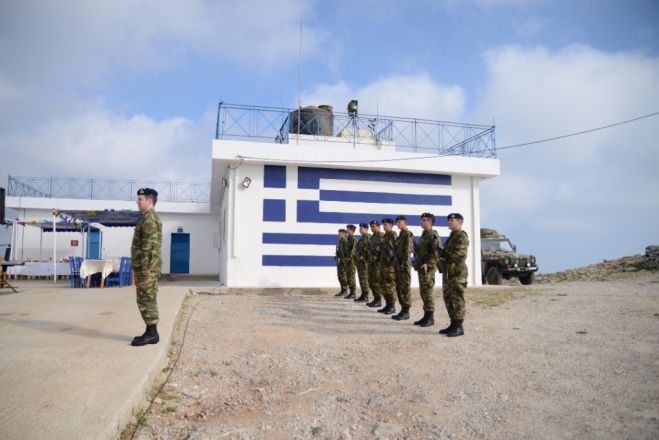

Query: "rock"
<box><xmin>369</xmin><ymin>394</ymin><xmax>389</xmax><ymax>407</ymax></box>
<box><xmin>372</xmin><ymin>422</ymin><xmax>403</xmax><ymax>437</ymax></box>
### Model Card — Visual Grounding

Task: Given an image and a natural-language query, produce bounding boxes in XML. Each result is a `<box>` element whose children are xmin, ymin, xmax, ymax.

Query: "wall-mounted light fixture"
<box><xmin>242</xmin><ymin>177</ymin><xmax>252</xmax><ymax>189</ymax></box>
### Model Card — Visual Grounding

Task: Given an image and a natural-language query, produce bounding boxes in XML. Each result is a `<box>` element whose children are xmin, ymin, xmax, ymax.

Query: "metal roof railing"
<box><xmin>215</xmin><ymin>102</ymin><xmax>496</xmax><ymax>158</ymax></box>
<box><xmin>7</xmin><ymin>176</ymin><xmax>211</xmax><ymax>203</ymax></box>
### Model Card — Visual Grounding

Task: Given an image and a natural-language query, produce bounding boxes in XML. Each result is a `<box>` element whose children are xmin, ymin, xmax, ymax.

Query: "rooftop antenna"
<box><xmin>296</xmin><ymin>22</ymin><xmax>303</xmax><ymax>145</ymax></box>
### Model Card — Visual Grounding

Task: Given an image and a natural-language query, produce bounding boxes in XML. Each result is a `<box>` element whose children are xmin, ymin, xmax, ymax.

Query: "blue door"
<box><xmin>88</xmin><ymin>230</ymin><xmax>102</xmax><ymax>259</ymax></box>
<box><xmin>170</xmin><ymin>233</ymin><xmax>190</xmax><ymax>273</ymax></box>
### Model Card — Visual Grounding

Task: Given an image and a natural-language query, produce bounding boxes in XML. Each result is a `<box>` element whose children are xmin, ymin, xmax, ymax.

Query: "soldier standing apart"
<box><xmin>343</xmin><ymin>224</ymin><xmax>358</xmax><ymax>299</ymax></box>
<box><xmin>440</xmin><ymin>213</ymin><xmax>469</xmax><ymax>337</ymax></box>
<box><xmin>366</xmin><ymin>220</ymin><xmax>384</xmax><ymax>308</ymax></box>
<box><xmin>378</xmin><ymin>218</ymin><xmax>398</xmax><ymax>315</ymax></box>
<box><xmin>392</xmin><ymin>215</ymin><xmax>414</xmax><ymax>321</ymax></box>
<box><xmin>131</xmin><ymin>188</ymin><xmax>162</xmax><ymax>347</ymax></box>
<box><xmin>334</xmin><ymin>229</ymin><xmax>349</xmax><ymax>296</ymax></box>
<box><xmin>354</xmin><ymin>223</ymin><xmax>371</xmax><ymax>303</ymax></box>
<box><xmin>413</xmin><ymin>213</ymin><xmax>442</xmax><ymax>327</ymax></box>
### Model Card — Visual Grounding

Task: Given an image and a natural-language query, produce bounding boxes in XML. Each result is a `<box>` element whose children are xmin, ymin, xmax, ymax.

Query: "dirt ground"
<box><xmin>131</xmin><ymin>273</ymin><xmax>659</xmax><ymax>440</ymax></box>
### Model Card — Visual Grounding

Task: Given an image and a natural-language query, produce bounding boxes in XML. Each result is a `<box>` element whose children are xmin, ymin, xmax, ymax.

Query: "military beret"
<box><xmin>382</xmin><ymin>218</ymin><xmax>394</xmax><ymax>225</ymax></box>
<box><xmin>346</xmin><ymin>224</ymin><xmax>356</xmax><ymax>231</ymax></box>
<box><xmin>338</xmin><ymin>228</ymin><xmax>347</xmax><ymax>233</ymax></box>
<box><xmin>369</xmin><ymin>220</ymin><xmax>380</xmax><ymax>226</ymax></box>
<box><xmin>137</xmin><ymin>187</ymin><xmax>158</xmax><ymax>197</ymax></box>
<box><xmin>395</xmin><ymin>215</ymin><xmax>407</xmax><ymax>222</ymax></box>
<box><xmin>359</xmin><ymin>223</ymin><xmax>368</xmax><ymax>228</ymax></box>
<box><xmin>421</xmin><ymin>212</ymin><xmax>435</xmax><ymax>222</ymax></box>
<box><xmin>447</xmin><ymin>213</ymin><xmax>464</xmax><ymax>220</ymax></box>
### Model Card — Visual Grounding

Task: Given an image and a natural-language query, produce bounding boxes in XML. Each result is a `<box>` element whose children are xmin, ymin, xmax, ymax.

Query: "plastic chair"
<box><xmin>69</xmin><ymin>256</ymin><xmax>85</xmax><ymax>288</ymax></box>
<box><xmin>120</xmin><ymin>257</ymin><xmax>133</xmax><ymax>287</ymax></box>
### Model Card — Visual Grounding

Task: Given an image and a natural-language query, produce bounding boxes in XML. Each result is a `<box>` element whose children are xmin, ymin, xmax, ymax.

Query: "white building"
<box><xmin>5</xmin><ymin>103</ymin><xmax>500</xmax><ymax>286</ymax></box>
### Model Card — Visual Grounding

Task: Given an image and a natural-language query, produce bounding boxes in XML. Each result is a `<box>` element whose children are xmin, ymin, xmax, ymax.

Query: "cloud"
<box><xmin>301</xmin><ymin>73</ymin><xmax>465</xmax><ymax>120</ymax></box>
<box><xmin>473</xmin><ymin>45</ymin><xmax>659</xmax><ymax>271</ymax></box>
<box><xmin>513</xmin><ymin>16</ymin><xmax>549</xmax><ymax>38</ymax></box>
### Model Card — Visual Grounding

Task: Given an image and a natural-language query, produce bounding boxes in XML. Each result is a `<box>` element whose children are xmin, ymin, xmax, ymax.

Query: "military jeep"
<box><xmin>481</xmin><ymin>228</ymin><xmax>538</xmax><ymax>285</ymax></box>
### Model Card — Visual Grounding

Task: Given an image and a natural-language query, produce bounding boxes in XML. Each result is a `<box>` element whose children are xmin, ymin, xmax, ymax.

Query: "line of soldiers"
<box><xmin>335</xmin><ymin>212</ymin><xmax>469</xmax><ymax>337</ymax></box>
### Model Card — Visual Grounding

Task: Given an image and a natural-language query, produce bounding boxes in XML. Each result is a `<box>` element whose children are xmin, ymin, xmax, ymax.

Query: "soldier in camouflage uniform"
<box><xmin>413</xmin><ymin>213</ymin><xmax>442</xmax><ymax>327</ymax></box>
<box><xmin>334</xmin><ymin>229</ymin><xmax>349</xmax><ymax>296</ymax></box>
<box><xmin>354</xmin><ymin>223</ymin><xmax>371</xmax><ymax>303</ymax></box>
<box><xmin>366</xmin><ymin>220</ymin><xmax>384</xmax><ymax>308</ymax></box>
<box><xmin>131</xmin><ymin>188</ymin><xmax>163</xmax><ymax>347</ymax></box>
<box><xmin>378</xmin><ymin>218</ymin><xmax>398</xmax><ymax>315</ymax></box>
<box><xmin>343</xmin><ymin>224</ymin><xmax>358</xmax><ymax>299</ymax></box>
<box><xmin>392</xmin><ymin>215</ymin><xmax>414</xmax><ymax>321</ymax></box>
<box><xmin>439</xmin><ymin>213</ymin><xmax>469</xmax><ymax>337</ymax></box>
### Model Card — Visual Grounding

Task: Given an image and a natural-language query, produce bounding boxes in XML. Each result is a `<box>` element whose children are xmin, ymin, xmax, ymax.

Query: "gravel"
<box><xmin>132</xmin><ymin>272</ymin><xmax>659</xmax><ymax>439</ymax></box>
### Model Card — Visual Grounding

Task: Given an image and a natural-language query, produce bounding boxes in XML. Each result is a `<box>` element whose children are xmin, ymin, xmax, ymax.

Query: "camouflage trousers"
<box><xmin>356</xmin><ymin>259</ymin><xmax>369</xmax><ymax>294</ymax></box>
<box><xmin>368</xmin><ymin>261</ymin><xmax>381</xmax><ymax>300</ymax></box>
<box><xmin>443</xmin><ymin>277</ymin><xmax>466</xmax><ymax>320</ymax></box>
<box><xmin>379</xmin><ymin>263</ymin><xmax>396</xmax><ymax>303</ymax></box>
<box><xmin>395</xmin><ymin>265</ymin><xmax>412</xmax><ymax>309</ymax></box>
<box><xmin>417</xmin><ymin>265</ymin><xmax>436</xmax><ymax>312</ymax></box>
<box><xmin>136</xmin><ymin>272</ymin><xmax>160</xmax><ymax>325</ymax></box>
<box><xmin>337</xmin><ymin>261</ymin><xmax>356</xmax><ymax>291</ymax></box>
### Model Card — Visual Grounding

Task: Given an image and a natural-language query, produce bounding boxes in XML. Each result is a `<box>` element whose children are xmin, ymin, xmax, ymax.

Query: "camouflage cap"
<box><xmin>137</xmin><ymin>187</ymin><xmax>158</xmax><ymax>197</ymax></box>
<box><xmin>382</xmin><ymin>218</ymin><xmax>394</xmax><ymax>225</ymax></box>
<box><xmin>447</xmin><ymin>213</ymin><xmax>464</xmax><ymax>220</ymax></box>
<box><xmin>395</xmin><ymin>215</ymin><xmax>407</xmax><ymax>222</ymax></box>
<box><xmin>346</xmin><ymin>224</ymin><xmax>356</xmax><ymax>231</ymax></box>
<box><xmin>369</xmin><ymin>220</ymin><xmax>380</xmax><ymax>226</ymax></box>
<box><xmin>359</xmin><ymin>223</ymin><xmax>368</xmax><ymax>228</ymax></box>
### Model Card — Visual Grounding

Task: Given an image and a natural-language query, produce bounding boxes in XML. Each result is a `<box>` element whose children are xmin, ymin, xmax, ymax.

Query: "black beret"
<box><xmin>382</xmin><ymin>218</ymin><xmax>394</xmax><ymax>225</ymax></box>
<box><xmin>395</xmin><ymin>215</ymin><xmax>407</xmax><ymax>222</ymax></box>
<box><xmin>421</xmin><ymin>212</ymin><xmax>435</xmax><ymax>222</ymax></box>
<box><xmin>137</xmin><ymin>187</ymin><xmax>158</xmax><ymax>197</ymax></box>
<box><xmin>346</xmin><ymin>224</ymin><xmax>356</xmax><ymax>231</ymax></box>
<box><xmin>359</xmin><ymin>223</ymin><xmax>368</xmax><ymax>228</ymax></box>
<box><xmin>369</xmin><ymin>220</ymin><xmax>380</xmax><ymax>226</ymax></box>
<box><xmin>447</xmin><ymin>213</ymin><xmax>464</xmax><ymax>220</ymax></box>
<box><xmin>338</xmin><ymin>228</ymin><xmax>347</xmax><ymax>233</ymax></box>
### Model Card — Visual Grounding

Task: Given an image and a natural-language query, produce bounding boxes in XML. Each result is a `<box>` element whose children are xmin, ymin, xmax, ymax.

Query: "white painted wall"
<box><xmin>211</xmin><ymin>138</ymin><xmax>499</xmax><ymax>288</ymax></box>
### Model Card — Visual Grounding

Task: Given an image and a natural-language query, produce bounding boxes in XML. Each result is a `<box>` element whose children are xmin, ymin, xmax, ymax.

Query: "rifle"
<box><xmin>384</xmin><ymin>233</ymin><xmax>404</xmax><ymax>273</ymax></box>
<box><xmin>337</xmin><ymin>240</ymin><xmax>349</xmax><ymax>267</ymax></box>
<box><xmin>412</xmin><ymin>238</ymin><xmax>425</xmax><ymax>273</ymax></box>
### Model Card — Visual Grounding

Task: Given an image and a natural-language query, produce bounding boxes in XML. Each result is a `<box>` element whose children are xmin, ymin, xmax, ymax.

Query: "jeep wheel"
<box><xmin>486</xmin><ymin>266</ymin><xmax>503</xmax><ymax>285</ymax></box>
<box><xmin>520</xmin><ymin>272</ymin><xmax>535</xmax><ymax>285</ymax></box>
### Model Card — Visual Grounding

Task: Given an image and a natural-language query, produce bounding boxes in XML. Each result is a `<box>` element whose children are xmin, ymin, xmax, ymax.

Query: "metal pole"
<box><xmin>53</xmin><ymin>214</ymin><xmax>57</xmax><ymax>284</ymax></box>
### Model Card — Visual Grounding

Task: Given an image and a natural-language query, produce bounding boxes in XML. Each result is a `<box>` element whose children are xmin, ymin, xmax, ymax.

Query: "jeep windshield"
<box><xmin>482</xmin><ymin>239</ymin><xmax>514</xmax><ymax>252</ymax></box>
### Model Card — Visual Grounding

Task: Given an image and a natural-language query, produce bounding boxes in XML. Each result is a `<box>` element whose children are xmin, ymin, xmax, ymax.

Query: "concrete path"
<box><xmin>0</xmin><ymin>280</ymin><xmax>191</xmax><ymax>440</ymax></box>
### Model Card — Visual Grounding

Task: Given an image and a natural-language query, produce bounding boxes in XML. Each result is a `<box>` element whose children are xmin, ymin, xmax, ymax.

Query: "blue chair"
<box><xmin>120</xmin><ymin>257</ymin><xmax>133</xmax><ymax>287</ymax></box>
<box><xmin>69</xmin><ymin>256</ymin><xmax>85</xmax><ymax>288</ymax></box>
<box><xmin>105</xmin><ymin>266</ymin><xmax>120</xmax><ymax>287</ymax></box>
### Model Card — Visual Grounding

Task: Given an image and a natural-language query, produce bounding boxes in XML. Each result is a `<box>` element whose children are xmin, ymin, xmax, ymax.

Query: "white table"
<box><xmin>7</xmin><ymin>262</ymin><xmax>70</xmax><ymax>277</ymax></box>
<box><xmin>80</xmin><ymin>259</ymin><xmax>121</xmax><ymax>288</ymax></box>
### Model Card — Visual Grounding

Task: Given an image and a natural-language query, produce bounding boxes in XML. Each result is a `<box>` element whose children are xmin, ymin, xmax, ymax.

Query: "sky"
<box><xmin>1</xmin><ymin>0</ymin><xmax>658</xmax><ymax>272</ymax></box>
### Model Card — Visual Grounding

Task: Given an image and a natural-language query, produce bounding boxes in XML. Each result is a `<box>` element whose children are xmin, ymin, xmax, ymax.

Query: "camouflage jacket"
<box><xmin>443</xmin><ymin>230</ymin><xmax>469</xmax><ymax>280</ymax></box>
<box><xmin>335</xmin><ymin>238</ymin><xmax>346</xmax><ymax>260</ymax></box>
<box><xmin>379</xmin><ymin>230</ymin><xmax>398</xmax><ymax>266</ymax></box>
<box><xmin>417</xmin><ymin>228</ymin><xmax>441</xmax><ymax>269</ymax></box>
<box><xmin>395</xmin><ymin>229</ymin><xmax>414</xmax><ymax>268</ymax></box>
<box><xmin>344</xmin><ymin>235</ymin><xmax>357</xmax><ymax>262</ymax></box>
<box><xmin>368</xmin><ymin>232</ymin><xmax>384</xmax><ymax>265</ymax></box>
<box><xmin>357</xmin><ymin>233</ymin><xmax>371</xmax><ymax>264</ymax></box>
<box><xmin>131</xmin><ymin>209</ymin><xmax>162</xmax><ymax>273</ymax></box>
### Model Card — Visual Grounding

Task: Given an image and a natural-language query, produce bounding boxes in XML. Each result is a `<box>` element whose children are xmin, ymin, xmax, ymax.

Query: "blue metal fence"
<box><xmin>7</xmin><ymin>176</ymin><xmax>211</xmax><ymax>203</ymax></box>
<box><xmin>215</xmin><ymin>102</ymin><xmax>496</xmax><ymax>158</ymax></box>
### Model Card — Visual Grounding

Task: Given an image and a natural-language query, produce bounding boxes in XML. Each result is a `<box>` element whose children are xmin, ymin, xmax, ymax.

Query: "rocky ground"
<box><xmin>126</xmin><ymin>268</ymin><xmax>659</xmax><ymax>440</ymax></box>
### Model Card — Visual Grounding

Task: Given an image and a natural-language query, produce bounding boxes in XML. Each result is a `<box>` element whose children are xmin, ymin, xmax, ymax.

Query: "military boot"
<box><xmin>419</xmin><ymin>312</ymin><xmax>434</xmax><ymax>327</ymax></box>
<box><xmin>447</xmin><ymin>320</ymin><xmax>464</xmax><ymax>337</ymax></box>
<box><xmin>335</xmin><ymin>289</ymin><xmax>348</xmax><ymax>297</ymax></box>
<box><xmin>439</xmin><ymin>320</ymin><xmax>454</xmax><ymax>334</ymax></box>
<box><xmin>354</xmin><ymin>291</ymin><xmax>369</xmax><ymax>302</ymax></box>
<box><xmin>131</xmin><ymin>324</ymin><xmax>159</xmax><ymax>346</ymax></box>
<box><xmin>345</xmin><ymin>289</ymin><xmax>356</xmax><ymax>299</ymax></box>
<box><xmin>377</xmin><ymin>300</ymin><xmax>390</xmax><ymax>313</ymax></box>
<box><xmin>392</xmin><ymin>307</ymin><xmax>410</xmax><ymax>320</ymax></box>
<box><xmin>383</xmin><ymin>302</ymin><xmax>396</xmax><ymax>315</ymax></box>
<box><xmin>367</xmin><ymin>298</ymin><xmax>382</xmax><ymax>308</ymax></box>
<box><xmin>414</xmin><ymin>311</ymin><xmax>431</xmax><ymax>326</ymax></box>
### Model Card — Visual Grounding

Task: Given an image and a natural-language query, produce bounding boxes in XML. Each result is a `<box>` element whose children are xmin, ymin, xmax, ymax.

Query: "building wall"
<box><xmin>219</xmin><ymin>162</ymin><xmax>484</xmax><ymax>287</ymax></box>
<box><xmin>6</xmin><ymin>202</ymin><xmax>219</xmax><ymax>275</ymax></box>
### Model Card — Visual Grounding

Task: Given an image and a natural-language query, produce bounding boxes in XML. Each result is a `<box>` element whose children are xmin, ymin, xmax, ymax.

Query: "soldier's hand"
<box><xmin>422</xmin><ymin>264</ymin><xmax>428</xmax><ymax>274</ymax></box>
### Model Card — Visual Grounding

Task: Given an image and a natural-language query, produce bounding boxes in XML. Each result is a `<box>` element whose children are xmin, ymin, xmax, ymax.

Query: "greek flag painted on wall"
<box><xmin>261</xmin><ymin>165</ymin><xmax>452</xmax><ymax>267</ymax></box>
